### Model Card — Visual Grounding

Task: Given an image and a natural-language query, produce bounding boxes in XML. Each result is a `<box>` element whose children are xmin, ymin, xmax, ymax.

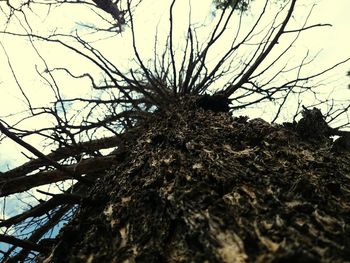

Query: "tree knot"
<box><xmin>296</xmin><ymin>107</ymin><xmax>331</xmax><ymax>141</ymax></box>
<box><xmin>196</xmin><ymin>94</ymin><xmax>230</xmax><ymax>113</ymax></box>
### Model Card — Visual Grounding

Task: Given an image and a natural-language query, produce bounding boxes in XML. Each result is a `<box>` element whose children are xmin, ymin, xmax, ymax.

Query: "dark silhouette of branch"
<box><xmin>0</xmin><ymin>155</ymin><xmax>115</xmax><ymax>196</ymax></box>
<box><xmin>0</xmin><ymin>0</ymin><xmax>349</xmax><ymax>260</ymax></box>
<box><xmin>223</xmin><ymin>0</ymin><xmax>296</xmax><ymax>97</ymax></box>
<box><xmin>0</xmin><ymin>234</ymin><xmax>47</xmax><ymax>253</ymax></box>
<box><xmin>0</xmin><ymin>192</ymin><xmax>83</xmax><ymax>227</ymax></box>
<box><xmin>5</xmin><ymin>204</ymin><xmax>73</xmax><ymax>262</ymax></box>
<box><xmin>0</xmin><ymin>135</ymin><xmax>122</xmax><ymax>180</ymax></box>
<box><xmin>0</xmin><ymin>121</ymin><xmax>91</xmax><ymax>185</ymax></box>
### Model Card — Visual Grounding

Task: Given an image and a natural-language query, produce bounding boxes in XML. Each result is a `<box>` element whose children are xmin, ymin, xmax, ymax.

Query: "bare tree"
<box><xmin>0</xmin><ymin>0</ymin><xmax>349</xmax><ymax>261</ymax></box>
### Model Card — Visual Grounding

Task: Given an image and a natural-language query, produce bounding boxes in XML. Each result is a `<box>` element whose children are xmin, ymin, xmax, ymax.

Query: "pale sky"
<box><xmin>0</xmin><ymin>0</ymin><xmax>349</xmax><ymax>210</ymax></box>
<box><xmin>0</xmin><ymin>0</ymin><xmax>349</xmax><ymax>168</ymax></box>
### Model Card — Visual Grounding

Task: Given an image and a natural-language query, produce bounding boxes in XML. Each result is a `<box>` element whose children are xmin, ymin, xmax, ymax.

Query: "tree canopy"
<box><xmin>0</xmin><ymin>0</ymin><xmax>349</xmax><ymax>261</ymax></box>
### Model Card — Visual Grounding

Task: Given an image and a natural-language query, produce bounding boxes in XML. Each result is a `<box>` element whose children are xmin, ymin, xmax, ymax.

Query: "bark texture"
<box><xmin>45</xmin><ymin>97</ymin><xmax>350</xmax><ymax>263</ymax></box>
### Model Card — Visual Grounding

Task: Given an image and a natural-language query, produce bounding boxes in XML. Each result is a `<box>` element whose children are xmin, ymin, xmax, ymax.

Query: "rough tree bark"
<box><xmin>37</xmin><ymin>96</ymin><xmax>350</xmax><ymax>263</ymax></box>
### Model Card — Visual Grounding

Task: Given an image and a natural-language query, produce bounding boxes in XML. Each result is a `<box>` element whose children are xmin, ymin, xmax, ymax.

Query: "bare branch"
<box><xmin>0</xmin><ymin>121</ymin><xmax>91</xmax><ymax>184</ymax></box>
<box><xmin>223</xmin><ymin>0</ymin><xmax>297</xmax><ymax>97</ymax></box>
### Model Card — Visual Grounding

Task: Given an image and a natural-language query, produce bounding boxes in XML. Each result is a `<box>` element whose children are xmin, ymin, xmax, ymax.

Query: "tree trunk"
<box><xmin>44</xmin><ymin>98</ymin><xmax>350</xmax><ymax>263</ymax></box>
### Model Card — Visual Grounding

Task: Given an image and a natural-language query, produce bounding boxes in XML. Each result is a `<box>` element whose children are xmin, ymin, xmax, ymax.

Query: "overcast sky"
<box><xmin>0</xmin><ymin>1</ymin><xmax>349</xmax><ymax>256</ymax></box>
<box><xmin>0</xmin><ymin>1</ymin><xmax>349</xmax><ymax>255</ymax></box>
<box><xmin>0</xmin><ymin>0</ymin><xmax>349</xmax><ymax>194</ymax></box>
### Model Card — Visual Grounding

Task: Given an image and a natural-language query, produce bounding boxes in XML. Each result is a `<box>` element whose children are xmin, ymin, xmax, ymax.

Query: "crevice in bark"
<box><xmin>46</xmin><ymin>98</ymin><xmax>350</xmax><ymax>263</ymax></box>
